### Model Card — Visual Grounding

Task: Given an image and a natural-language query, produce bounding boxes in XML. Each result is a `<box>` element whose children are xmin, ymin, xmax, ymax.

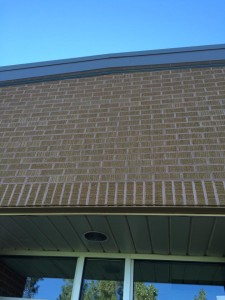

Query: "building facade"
<box><xmin>0</xmin><ymin>45</ymin><xmax>225</xmax><ymax>299</ymax></box>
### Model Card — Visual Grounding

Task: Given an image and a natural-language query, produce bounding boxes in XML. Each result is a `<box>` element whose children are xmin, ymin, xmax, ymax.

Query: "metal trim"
<box><xmin>71</xmin><ymin>256</ymin><xmax>85</xmax><ymax>300</ymax></box>
<box><xmin>1</xmin><ymin>250</ymin><xmax>225</xmax><ymax>263</ymax></box>
<box><xmin>124</xmin><ymin>258</ymin><xmax>134</xmax><ymax>300</ymax></box>
<box><xmin>1</xmin><ymin>44</ymin><xmax>225</xmax><ymax>86</ymax></box>
<box><xmin>0</xmin><ymin>206</ymin><xmax>225</xmax><ymax>216</ymax></box>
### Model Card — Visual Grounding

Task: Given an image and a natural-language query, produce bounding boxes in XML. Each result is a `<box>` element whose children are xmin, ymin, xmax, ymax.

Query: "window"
<box><xmin>80</xmin><ymin>259</ymin><xmax>125</xmax><ymax>299</ymax></box>
<box><xmin>133</xmin><ymin>260</ymin><xmax>225</xmax><ymax>300</ymax></box>
<box><xmin>0</xmin><ymin>256</ymin><xmax>77</xmax><ymax>300</ymax></box>
<box><xmin>1</xmin><ymin>255</ymin><xmax>225</xmax><ymax>300</ymax></box>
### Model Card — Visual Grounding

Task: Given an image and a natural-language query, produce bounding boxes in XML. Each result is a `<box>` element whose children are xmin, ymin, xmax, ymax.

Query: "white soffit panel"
<box><xmin>0</xmin><ymin>215</ymin><xmax>224</xmax><ymax>258</ymax></box>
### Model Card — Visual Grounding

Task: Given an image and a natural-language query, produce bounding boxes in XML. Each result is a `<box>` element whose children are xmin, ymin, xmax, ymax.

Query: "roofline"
<box><xmin>0</xmin><ymin>205</ymin><xmax>225</xmax><ymax>216</ymax></box>
<box><xmin>1</xmin><ymin>44</ymin><xmax>225</xmax><ymax>86</ymax></box>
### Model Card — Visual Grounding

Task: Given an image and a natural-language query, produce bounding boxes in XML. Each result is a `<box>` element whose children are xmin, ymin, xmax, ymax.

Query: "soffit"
<box><xmin>0</xmin><ymin>215</ymin><xmax>224</xmax><ymax>258</ymax></box>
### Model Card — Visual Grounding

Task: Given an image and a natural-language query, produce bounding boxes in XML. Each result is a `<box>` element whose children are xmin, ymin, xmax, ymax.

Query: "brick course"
<box><xmin>0</xmin><ymin>67</ymin><xmax>225</xmax><ymax>207</ymax></box>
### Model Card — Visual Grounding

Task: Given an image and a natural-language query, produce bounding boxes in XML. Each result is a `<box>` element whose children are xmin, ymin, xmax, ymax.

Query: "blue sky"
<box><xmin>154</xmin><ymin>283</ymin><xmax>225</xmax><ymax>300</ymax></box>
<box><xmin>1</xmin><ymin>0</ymin><xmax>225</xmax><ymax>66</ymax></box>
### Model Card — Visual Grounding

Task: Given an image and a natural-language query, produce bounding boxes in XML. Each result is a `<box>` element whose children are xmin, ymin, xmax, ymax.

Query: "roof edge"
<box><xmin>0</xmin><ymin>205</ymin><xmax>225</xmax><ymax>216</ymax></box>
<box><xmin>1</xmin><ymin>44</ymin><xmax>225</xmax><ymax>86</ymax></box>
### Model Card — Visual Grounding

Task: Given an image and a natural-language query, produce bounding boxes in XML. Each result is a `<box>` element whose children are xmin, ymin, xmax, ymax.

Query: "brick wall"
<box><xmin>0</xmin><ymin>67</ymin><xmax>225</xmax><ymax>207</ymax></box>
<box><xmin>0</xmin><ymin>261</ymin><xmax>26</xmax><ymax>296</ymax></box>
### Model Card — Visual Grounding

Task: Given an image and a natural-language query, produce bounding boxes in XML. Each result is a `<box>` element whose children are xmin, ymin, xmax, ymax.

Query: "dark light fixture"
<box><xmin>84</xmin><ymin>231</ymin><xmax>107</xmax><ymax>242</ymax></box>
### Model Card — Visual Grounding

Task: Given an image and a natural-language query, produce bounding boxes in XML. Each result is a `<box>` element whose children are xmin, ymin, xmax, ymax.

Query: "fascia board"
<box><xmin>0</xmin><ymin>44</ymin><xmax>225</xmax><ymax>85</ymax></box>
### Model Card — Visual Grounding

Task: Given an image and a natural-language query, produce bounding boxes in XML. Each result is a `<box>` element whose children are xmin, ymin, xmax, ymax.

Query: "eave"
<box><xmin>1</xmin><ymin>44</ymin><xmax>225</xmax><ymax>86</ymax></box>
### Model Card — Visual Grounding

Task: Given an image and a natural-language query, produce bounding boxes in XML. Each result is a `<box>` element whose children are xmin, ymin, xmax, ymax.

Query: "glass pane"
<box><xmin>133</xmin><ymin>260</ymin><xmax>225</xmax><ymax>300</ymax></box>
<box><xmin>79</xmin><ymin>259</ymin><xmax>125</xmax><ymax>300</ymax></box>
<box><xmin>0</xmin><ymin>256</ymin><xmax>77</xmax><ymax>300</ymax></box>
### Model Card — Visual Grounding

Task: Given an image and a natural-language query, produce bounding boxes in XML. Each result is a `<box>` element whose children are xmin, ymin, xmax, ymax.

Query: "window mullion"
<box><xmin>71</xmin><ymin>256</ymin><xmax>85</xmax><ymax>300</ymax></box>
<box><xmin>123</xmin><ymin>258</ymin><xmax>134</xmax><ymax>300</ymax></box>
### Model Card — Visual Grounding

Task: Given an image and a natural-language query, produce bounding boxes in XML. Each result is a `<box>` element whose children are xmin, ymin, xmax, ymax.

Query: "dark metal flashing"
<box><xmin>0</xmin><ymin>205</ymin><xmax>225</xmax><ymax>216</ymax></box>
<box><xmin>1</xmin><ymin>44</ymin><xmax>225</xmax><ymax>87</ymax></box>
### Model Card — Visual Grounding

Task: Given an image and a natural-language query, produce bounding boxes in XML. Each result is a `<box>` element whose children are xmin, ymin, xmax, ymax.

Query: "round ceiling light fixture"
<box><xmin>84</xmin><ymin>231</ymin><xmax>107</xmax><ymax>242</ymax></box>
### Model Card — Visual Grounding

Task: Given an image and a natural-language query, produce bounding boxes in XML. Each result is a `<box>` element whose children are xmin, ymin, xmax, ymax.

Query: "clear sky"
<box><xmin>154</xmin><ymin>283</ymin><xmax>225</xmax><ymax>300</ymax></box>
<box><xmin>1</xmin><ymin>0</ymin><xmax>225</xmax><ymax>66</ymax></box>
